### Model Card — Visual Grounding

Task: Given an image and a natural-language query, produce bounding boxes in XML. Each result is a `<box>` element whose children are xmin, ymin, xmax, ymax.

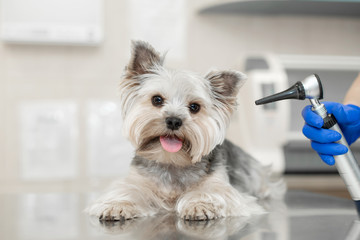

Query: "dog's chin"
<box><xmin>136</xmin><ymin>135</ymin><xmax>194</xmax><ymax>167</ymax></box>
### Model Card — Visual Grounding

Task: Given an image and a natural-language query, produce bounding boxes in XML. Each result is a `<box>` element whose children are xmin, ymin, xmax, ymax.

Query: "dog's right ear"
<box><xmin>126</xmin><ymin>40</ymin><xmax>163</xmax><ymax>77</ymax></box>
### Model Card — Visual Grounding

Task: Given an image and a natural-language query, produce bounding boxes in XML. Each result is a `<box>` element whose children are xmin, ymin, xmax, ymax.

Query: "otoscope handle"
<box><xmin>331</xmin><ymin>123</ymin><xmax>360</xmax><ymax>200</ymax></box>
<box><xmin>311</xmin><ymin>101</ymin><xmax>360</xmax><ymax>201</ymax></box>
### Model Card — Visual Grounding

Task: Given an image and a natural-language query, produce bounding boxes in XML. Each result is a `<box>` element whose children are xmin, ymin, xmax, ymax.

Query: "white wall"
<box><xmin>1</xmin><ymin>0</ymin><xmax>360</xmax><ymax>193</ymax></box>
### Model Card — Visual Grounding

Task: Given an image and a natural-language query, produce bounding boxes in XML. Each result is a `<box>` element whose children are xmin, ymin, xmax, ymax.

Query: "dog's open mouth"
<box><xmin>160</xmin><ymin>135</ymin><xmax>183</xmax><ymax>153</ymax></box>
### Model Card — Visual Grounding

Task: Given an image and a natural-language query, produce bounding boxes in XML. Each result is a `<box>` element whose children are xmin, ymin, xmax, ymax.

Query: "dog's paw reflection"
<box><xmin>177</xmin><ymin>217</ymin><xmax>251</xmax><ymax>239</ymax></box>
<box><xmin>89</xmin><ymin>214</ymin><xmax>176</xmax><ymax>237</ymax></box>
<box><xmin>88</xmin><ymin>215</ymin><xmax>143</xmax><ymax>235</ymax></box>
<box><xmin>178</xmin><ymin>218</ymin><xmax>226</xmax><ymax>239</ymax></box>
<box><xmin>179</xmin><ymin>218</ymin><xmax>219</xmax><ymax>230</ymax></box>
<box><xmin>99</xmin><ymin>217</ymin><xmax>139</xmax><ymax>233</ymax></box>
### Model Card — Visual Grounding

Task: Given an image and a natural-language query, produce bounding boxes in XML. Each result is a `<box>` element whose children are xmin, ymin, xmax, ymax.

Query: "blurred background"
<box><xmin>0</xmin><ymin>0</ymin><xmax>360</xmax><ymax>196</ymax></box>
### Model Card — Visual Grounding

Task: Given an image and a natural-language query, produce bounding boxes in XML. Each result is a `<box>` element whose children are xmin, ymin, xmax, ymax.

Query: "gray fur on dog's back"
<box><xmin>211</xmin><ymin>139</ymin><xmax>283</xmax><ymax>199</ymax></box>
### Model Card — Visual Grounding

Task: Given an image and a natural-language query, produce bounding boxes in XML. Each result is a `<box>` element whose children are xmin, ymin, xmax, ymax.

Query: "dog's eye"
<box><xmin>152</xmin><ymin>95</ymin><xmax>164</xmax><ymax>107</ymax></box>
<box><xmin>189</xmin><ymin>103</ymin><xmax>200</xmax><ymax>114</ymax></box>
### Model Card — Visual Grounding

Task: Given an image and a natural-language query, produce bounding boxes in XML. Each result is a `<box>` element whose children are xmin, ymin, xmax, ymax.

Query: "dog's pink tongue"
<box><xmin>160</xmin><ymin>136</ymin><xmax>183</xmax><ymax>153</ymax></box>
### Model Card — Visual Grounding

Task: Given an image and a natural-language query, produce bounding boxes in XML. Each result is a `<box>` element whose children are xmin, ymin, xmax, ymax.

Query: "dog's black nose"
<box><xmin>166</xmin><ymin>117</ymin><xmax>182</xmax><ymax>130</ymax></box>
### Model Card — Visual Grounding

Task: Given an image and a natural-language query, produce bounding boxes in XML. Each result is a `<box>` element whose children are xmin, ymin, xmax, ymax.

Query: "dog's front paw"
<box><xmin>87</xmin><ymin>202</ymin><xmax>139</xmax><ymax>221</ymax></box>
<box><xmin>178</xmin><ymin>201</ymin><xmax>224</xmax><ymax>221</ymax></box>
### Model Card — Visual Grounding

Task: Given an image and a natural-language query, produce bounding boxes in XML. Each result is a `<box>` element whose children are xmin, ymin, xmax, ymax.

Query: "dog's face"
<box><xmin>119</xmin><ymin>41</ymin><xmax>246</xmax><ymax>166</ymax></box>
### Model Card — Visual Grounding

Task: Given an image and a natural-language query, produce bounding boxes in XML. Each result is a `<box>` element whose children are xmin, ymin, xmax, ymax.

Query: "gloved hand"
<box><xmin>302</xmin><ymin>102</ymin><xmax>360</xmax><ymax>165</ymax></box>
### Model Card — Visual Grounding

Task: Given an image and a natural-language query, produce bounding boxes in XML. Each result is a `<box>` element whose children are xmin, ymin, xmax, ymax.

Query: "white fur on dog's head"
<box><xmin>119</xmin><ymin>40</ymin><xmax>246</xmax><ymax>166</ymax></box>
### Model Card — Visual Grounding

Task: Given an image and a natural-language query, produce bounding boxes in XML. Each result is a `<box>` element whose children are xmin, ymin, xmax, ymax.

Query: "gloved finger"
<box><xmin>318</xmin><ymin>153</ymin><xmax>335</xmax><ymax>166</ymax></box>
<box><xmin>311</xmin><ymin>141</ymin><xmax>348</xmax><ymax>156</ymax></box>
<box><xmin>302</xmin><ymin>124</ymin><xmax>342</xmax><ymax>143</ymax></box>
<box><xmin>324</xmin><ymin>102</ymin><xmax>347</xmax><ymax>124</ymax></box>
<box><xmin>334</xmin><ymin>104</ymin><xmax>360</xmax><ymax>124</ymax></box>
<box><xmin>346</xmin><ymin>104</ymin><xmax>360</xmax><ymax>123</ymax></box>
<box><xmin>302</xmin><ymin>105</ymin><xmax>323</xmax><ymax>128</ymax></box>
<box><xmin>323</xmin><ymin>102</ymin><xmax>360</xmax><ymax>125</ymax></box>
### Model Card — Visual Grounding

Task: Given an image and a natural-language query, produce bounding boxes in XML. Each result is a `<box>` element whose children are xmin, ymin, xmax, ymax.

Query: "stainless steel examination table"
<box><xmin>0</xmin><ymin>190</ymin><xmax>358</xmax><ymax>240</ymax></box>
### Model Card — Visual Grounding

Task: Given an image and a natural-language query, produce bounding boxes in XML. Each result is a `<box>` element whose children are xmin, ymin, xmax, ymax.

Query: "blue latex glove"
<box><xmin>302</xmin><ymin>102</ymin><xmax>360</xmax><ymax>165</ymax></box>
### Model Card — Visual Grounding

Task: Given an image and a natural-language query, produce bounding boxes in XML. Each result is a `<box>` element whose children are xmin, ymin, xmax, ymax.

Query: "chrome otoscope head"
<box><xmin>255</xmin><ymin>74</ymin><xmax>323</xmax><ymax>105</ymax></box>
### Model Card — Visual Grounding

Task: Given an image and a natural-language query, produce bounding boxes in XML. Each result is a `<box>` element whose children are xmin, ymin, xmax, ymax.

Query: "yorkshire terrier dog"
<box><xmin>86</xmin><ymin>40</ymin><xmax>283</xmax><ymax>221</ymax></box>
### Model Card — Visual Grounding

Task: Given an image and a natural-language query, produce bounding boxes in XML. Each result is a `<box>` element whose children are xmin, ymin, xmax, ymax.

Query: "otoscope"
<box><xmin>255</xmin><ymin>74</ymin><xmax>360</xmax><ymax>215</ymax></box>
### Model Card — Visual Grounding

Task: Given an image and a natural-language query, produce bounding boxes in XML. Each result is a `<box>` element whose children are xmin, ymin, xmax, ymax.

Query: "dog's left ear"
<box><xmin>126</xmin><ymin>40</ymin><xmax>163</xmax><ymax>77</ymax></box>
<box><xmin>205</xmin><ymin>70</ymin><xmax>247</xmax><ymax>102</ymax></box>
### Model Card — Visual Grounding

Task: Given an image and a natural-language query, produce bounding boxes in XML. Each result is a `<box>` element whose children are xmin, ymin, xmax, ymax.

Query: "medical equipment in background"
<box><xmin>256</xmin><ymin>74</ymin><xmax>360</xmax><ymax>215</ymax></box>
<box><xmin>226</xmin><ymin>55</ymin><xmax>289</xmax><ymax>174</ymax></box>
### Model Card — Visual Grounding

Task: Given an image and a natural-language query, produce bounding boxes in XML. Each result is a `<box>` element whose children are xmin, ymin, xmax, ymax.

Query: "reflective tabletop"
<box><xmin>0</xmin><ymin>190</ymin><xmax>359</xmax><ymax>240</ymax></box>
